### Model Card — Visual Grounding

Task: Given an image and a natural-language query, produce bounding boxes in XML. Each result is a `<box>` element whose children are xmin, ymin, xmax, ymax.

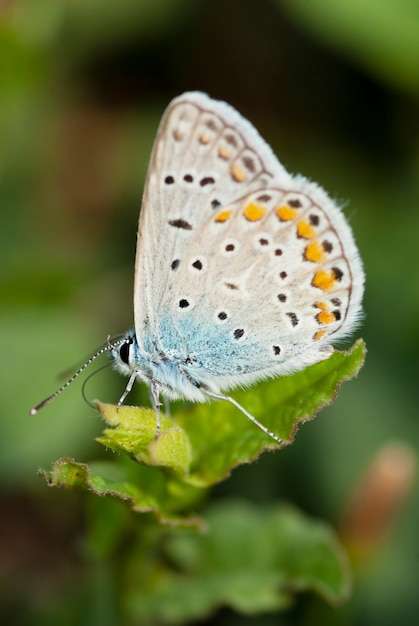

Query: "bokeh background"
<box><xmin>1</xmin><ymin>0</ymin><xmax>419</xmax><ymax>624</ymax></box>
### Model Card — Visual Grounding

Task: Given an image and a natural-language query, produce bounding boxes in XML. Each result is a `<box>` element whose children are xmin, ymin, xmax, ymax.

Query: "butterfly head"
<box><xmin>109</xmin><ymin>332</ymin><xmax>138</xmax><ymax>376</ymax></box>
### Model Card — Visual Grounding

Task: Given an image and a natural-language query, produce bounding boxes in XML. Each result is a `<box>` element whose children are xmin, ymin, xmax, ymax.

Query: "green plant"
<box><xmin>40</xmin><ymin>340</ymin><xmax>364</xmax><ymax>623</ymax></box>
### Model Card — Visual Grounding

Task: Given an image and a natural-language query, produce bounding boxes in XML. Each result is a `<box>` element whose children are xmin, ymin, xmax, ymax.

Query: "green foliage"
<box><xmin>99</xmin><ymin>339</ymin><xmax>365</xmax><ymax>485</ymax></box>
<box><xmin>38</xmin><ymin>341</ymin><xmax>364</xmax><ymax>621</ymax></box>
<box><xmin>125</xmin><ymin>501</ymin><xmax>351</xmax><ymax>623</ymax></box>
<box><xmin>279</xmin><ymin>0</ymin><xmax>419</xmax><ymax>95</ymax></box>
<box><xmin>42</xmin><ymin>341</ymin><xmax>364</xmax><ymax>526</ymax></box>
<box><xmin>40</xmin><ymin>458</ymin><xmax>203</xmax><ymax>527</ymax></box>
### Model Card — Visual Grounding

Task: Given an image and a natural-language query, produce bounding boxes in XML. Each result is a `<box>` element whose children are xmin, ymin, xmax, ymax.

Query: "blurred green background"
<box><xmin>1</xmin><ymin>0</ymin><xmax>419</xmax><ymax>624</ymax></box>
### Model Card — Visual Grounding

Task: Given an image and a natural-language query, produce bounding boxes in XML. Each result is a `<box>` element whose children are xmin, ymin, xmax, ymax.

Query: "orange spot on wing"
<box><xmin>231</xmin><ymin>163</ymin><xmax>247</xmax><ymax>182</ymax></box>
<box><xmin>312</xmin><ymin>269</ymin><xmax>337</xmax><ymax>291</ymax></box>
<box><xmin>314</xmin><ymin>301</ymin><xmax>336</xmax><ymax>324</ymax></box>
<box><xmin>314</xmin><ymin>330</ymin><xmax>327</xmax><ymax>341</ymax></box>
<box><xmin>243</xmin><ymin>202</ymin><xmax>266</xmax><ymax>222</ymax></box>
<box><xmin>304</xmin><ymin>240</ymin><xmax>326</xmax><ymax>263</ymax></box>
<box><xmin>315</xmin><ymin>301</ymin><xmax>328</xmax><ymax>310</ymax></box>
<box><xmin>199</xmin><ymin>133</ymin><xmax>211</xmax><ymax>144</ymax></box>
<box><xmin>318</xmin><ymin>311</ymin><xmax>335</xmax><ymax>324</ymax></box>
<box><xmin>297</xmin><ymin>220</ymin><xmax>316</xmax><ymax>239</ymax></box>
<box><xmin>215</xmin><ymin>209</ymin><xmax>233</xmax><ymax>223</ymax></box>
<box><xmin>275</xmin><ymin>205</ymin><xmax>299</xmax><ymax>221</ymax></box>
<box><xmin>218</xmin><ymin>146</ymin><xmax>231</xmax><ymax>160</ymax></box>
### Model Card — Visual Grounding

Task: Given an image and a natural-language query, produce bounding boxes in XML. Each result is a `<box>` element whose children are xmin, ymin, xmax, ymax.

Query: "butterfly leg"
<box><xmin>205</xmin><ymin>390</ymin><xmax>283</xmax><ymax>445</ymax></box>
<box><xmin>150</xmin><ymin>379</ymin><xmax>163</xmax><ymax>438</ymax></box>
<box><xmin>117</xmin><ymin>369</ymin><xmax>138</xmax><ymax>407</ymax></box>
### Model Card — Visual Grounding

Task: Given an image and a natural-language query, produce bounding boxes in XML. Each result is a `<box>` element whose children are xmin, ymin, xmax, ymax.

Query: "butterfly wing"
<box><xmin>133</xmin><ymin>92</ymin><xmax>364</xmax><ymax>396</ymax></box>
<box><xmin>133</xmin><ymin>92</ymin><xmax>288</xmax><ymax>347</ymax></box>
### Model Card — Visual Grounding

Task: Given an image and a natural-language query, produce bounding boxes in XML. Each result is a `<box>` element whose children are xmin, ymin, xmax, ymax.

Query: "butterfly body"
<box><xmin>108</xmin><ymin>92</ymin><xmax>364</xmax><ymax>439</ymax></box>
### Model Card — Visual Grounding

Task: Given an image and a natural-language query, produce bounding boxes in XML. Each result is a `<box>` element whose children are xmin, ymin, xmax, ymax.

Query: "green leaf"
<box><xmin>181</xmin><ymin>340</ymin><xmax>366</xmax><ymax>485</ymax></box>
<box><xmin>96</xmin><ymin>402</ymin><xmax>192</xmax><ymax>476</ymax></box>
<box><xmin>97</xmin><ymin>340</ymin><xmax>365</xmax><ymax>487</ymax></box>
<box><xmin>42</xmin><ymin>341</ymin><xmax>365</xmax><ymax>523</ymax></box>
<box><xmin>39</xmin><ymin>458</ymin><xmax>204</xmax><ymax>527</ymax></box>
<box><xmin>126</xmin><ymin>501</ymin><xmax>351</xmax><ymax>623</ymax></box>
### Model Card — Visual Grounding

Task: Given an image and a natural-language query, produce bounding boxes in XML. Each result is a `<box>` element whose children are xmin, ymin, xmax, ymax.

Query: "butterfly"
<box><xmin>31</xmin><ymin>92</ymin><xmax>364</xmax><ymax>443</ymax></box>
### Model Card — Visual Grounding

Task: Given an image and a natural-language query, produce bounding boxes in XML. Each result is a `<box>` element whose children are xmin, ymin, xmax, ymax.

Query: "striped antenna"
<box><xmin>29</xmin><ymin>336</ymin><xmax>125</xmax><ymax>415</ymax></box>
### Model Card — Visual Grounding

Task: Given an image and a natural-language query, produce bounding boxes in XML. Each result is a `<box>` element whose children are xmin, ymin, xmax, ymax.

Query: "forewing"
<box><xmin>133</xmin><ymin>92</ymin><xmax>288</xmax><ymax>345</ymax></box>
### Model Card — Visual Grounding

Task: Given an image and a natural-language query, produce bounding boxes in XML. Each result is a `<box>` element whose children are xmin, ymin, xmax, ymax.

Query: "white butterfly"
<box><xmin>32</xmin><ymin>93</ymin><xmax>364</xmax><ymax>443</ymax></box>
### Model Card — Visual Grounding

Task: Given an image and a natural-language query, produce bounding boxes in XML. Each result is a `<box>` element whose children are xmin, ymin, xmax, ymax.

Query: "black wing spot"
<box><xmin>200</xmin><ymin>176</ymin><xmax>215</xmax><ymax>186</ymax></box>
<box><xmin>257</xmin><ymin>194</ymin><xmax>271</xmax><ymax>203</ymax></box>
<box><xmin>286</xmin><ymin>312</ymin><xmax>299</xmax><ymax>327</ymax></box>
<box><xmin>168</xmin><ymin>219</ymin><xmax>192</xmax><ymax>230</ymax></box>
<box><xmin>225</xmin><ymin>133</ymin><xmax>238</xmax><ymax>147</ymax></box>
<box><xmin>242</xmin><ymin>155</ymin><xmax>256</xmax><ymax>172</ymax></box>
<box><xmin>206</xmin><ymin>119</ymin><xmax>218</xmax><ymax>131</ymax></box>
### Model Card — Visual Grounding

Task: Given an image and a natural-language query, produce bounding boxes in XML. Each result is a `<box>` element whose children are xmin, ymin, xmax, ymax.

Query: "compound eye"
<box><xmin>119</xmin><ymin>337</ymin><xmax>133</xmax><ymax>365</ymax></box>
